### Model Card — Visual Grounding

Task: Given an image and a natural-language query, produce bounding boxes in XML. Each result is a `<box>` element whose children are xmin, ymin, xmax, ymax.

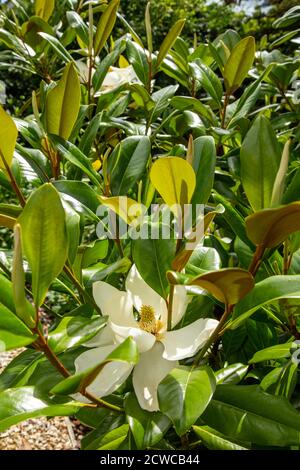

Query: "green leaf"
<box><xmin>249</xmin><ymin>343</ymin><xmax>293</xmax><ymax>364</ymax></box>
<box><xmin>52</xmin><ymin>138</ymin><xmax>101</xmax><ymax>188</ymax></box>
<box><xmin>51</xmin><ymin>337</ymin><xmax>138</xmax><ymax>395</ymax></box>
<box><xmin>246</xmin><ymin>202</ymin><xmax>300</xmax><ymax>248</ymax></box>
<box><xmin>193</xmin><ymin>425</ymin><xmax>249</xmax><ymax>450</ymax></box>
<box><xmin>0</xmin><ymin>297</ymin><xmax>36</xmax><ymax>351</ymax></box>
<box><xmin>202</xmin><ymin>384</ymin><xmax>300</xmax><ymax>447</ymax></box>
<box><xmin>94</xmin><ymin>424</ymin><xmax>129</xmax><ymax>450</ymax></box>
<box><xmin>240</xmin><ymin>115</ymin><xmax>281</xmax><ymax>212</ymax></box>
<box><xmin>81</xmin><ymin>413</ymin><xmax>125</xmax><ymax>449</ymax></box>
<box><xmin>108</xmin><ymin>136</ymin><xmax>151</xmax><ymax>195</ymax></box>
<box><xmin>38</xmin><ymin>32</ymin><xmax>73</xmax><ymax>63</ymax></box>
<box><xmin>156</xmin><ymin>19</ymin><xmax>185</xmax><ymax>70</ymax></box>
<box><xmin>45</xmin><ymin>62</ymin><xmax>81</xmax><ymax>140</ymax></box>
<box><xmin>283</xmin><ymin>167</ymin><xmax>300</xmax><ymax>204</ymax></box>
<box><xmin>0</xmin><ymin>386</ymin><xmax>82</xmax><ymax>433</ymax></box>
<box><xmin>66</xmin><ymin>11</ymin><xmax>89</xmax><ymax>47</ymax></box>
<box><xmin>230</xmin><ymin>275</ymin><xmax>300</xmax><ymax>330</ymax></box>
<box><xmin>0</xmin><ymin>349</ymin><xmax>42</xmax><ymax>392</ymax></box>
<box><xmin>48</xmin><ymin>315</ymin><xmax>107</xmax><ymax>354</ymax></box>
<box><xmin>133</xmin><ymin>226</ymin><xmax>175</xmax><ymax>299</ymax></box>
<box><xmin>158</xmin><ymin>366</ymin><xmax>216</xmax><ymax>436</ymax></box>
<box><xmin>12</xmin><ymin>225</ymin><xmax>35</xmax><ymax>328</ymax></box>
<box><xmin>125</xmin><ymin>393</ymin><xmax>170</xmax><ymax>449</ymax></box>
<box><xmin>213</xmin><ymin>192</ymin><xmax>254</xmax><ymax>249</ymax></box>
<box><xmin>171</xmin><ymin>96</ymin><xmax>217</xmax><ymax>126</ymax></box>
<box><xmin>126</xmin><ymin>41</ymin><xmax>149</xmax><ymax>85</ymax></box>
<box><xmin>0</xmin><ymin>105</ymin><xmax>18</xmax><ymax>169</ymax></box>
<box><xmin>53</xmin><ymin>180</ymin><xmax>100</xmax><ymax>213</ymax></box>
<box><xmin>63</xmin><ymin>200</ymin><xmax>80</xmax><ymax>265</ymax></box>
<box><xmin>150</xmin><ymin>157</ymin><xmax>196</xmax><ymax>218</ymax></box>
<box><xmin>94</xmin><ymin>0</ymin><xmax>120</xmax><ymax>56</ymax></box>
<box><xmin>18</xmin><ymin>184</ymin><xmax>68</xmax><ymax>308</ymax></box>
<box><xmin>35</xmin><ymin>0</ymin><xmax>54</xmax><ymax>22</ymax></box>
<box><xmin>223</xmin><ymin>37</ymin><xmax>255</xmax><ymax>93</ymax></box>
<box><xmin>93</xmin><ymin>40</ymin><xmax>125</xmax><ymax>92</ymax></box>
<box><xmin>186</xmin><ymin>246</ymin><xmax>221</xmax><ymax>276</ymax></box>
<box><xmin>191</xmin><ymin>136</ymin><xmax>216</xmax><ymax>205</ymax></box>
<box><xmin>191</xmin><ymin>62</ymin><xmax>223</xmax><ymax>106</ymax></box>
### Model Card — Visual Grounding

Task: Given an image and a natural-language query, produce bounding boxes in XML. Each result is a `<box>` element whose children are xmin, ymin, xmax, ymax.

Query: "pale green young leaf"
<box><xmin>18</xmin><ymin>184</ymin><xmax>68</xmax><ymax>308</ymax></box>
<box><xmin>45</xmin><ymin>62</ymin><xmax>81</xmax><ymax>140</ymax></box>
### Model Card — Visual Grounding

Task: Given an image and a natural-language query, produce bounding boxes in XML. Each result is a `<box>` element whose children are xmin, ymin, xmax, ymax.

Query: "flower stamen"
<box><xmin>138</xmin><ymin>305</ymin><xmax>164</xmax><ymax>339</ymax></box>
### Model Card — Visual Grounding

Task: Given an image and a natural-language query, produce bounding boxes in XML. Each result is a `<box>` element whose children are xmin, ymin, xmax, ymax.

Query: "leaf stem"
<box><xmin>248</xmin><ymin>244</ymin><xmax>265</xmax><ymax>276</ymax></box>
<box><xmin>193</xmin><ymin>304</ymin><xmax>233</xmax><ymax>366</ymax></box>
<box><xmin>167</xmin><ymin>285</ymin><xmax>175</xmax><ymax>331</ymax></box>
<box><xmin>33</xmin><ymin>327</ymin><xmax>122</xmax><ymax>412</ymax></box>
<box><xmin>221</xmin><ymin>93</ymin><xmax>229</xmax><ymax>129</ymax></box>
<box><xmin>63</xmin><ymin>265</ymin><xmax>102</xmax><ymax>316</ymax></box>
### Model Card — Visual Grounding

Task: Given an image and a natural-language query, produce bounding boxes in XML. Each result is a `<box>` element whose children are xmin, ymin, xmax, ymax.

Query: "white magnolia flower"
<box><xmin>100</xmin><ymin>66</ymin><xmax>140</xmax><ymax>92</ymax></box>
<box><xmin>75</xmin><ymin>265</ymin><xmax>218</xmax><ymax>412</ymax></box>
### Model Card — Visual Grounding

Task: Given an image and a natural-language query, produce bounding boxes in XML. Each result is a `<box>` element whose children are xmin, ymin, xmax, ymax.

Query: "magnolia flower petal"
<box><xmin>171</xmin><ymin>285</ymin><xmax>190</xmax><ymax>327</ymax></box>
<box><xmin>93</xmin><ymin>281</ymin><xmax>136</xmax><ymax>327</ymax></box>
<box><xmin>132</xmin><ymin>342</ymin><xmax>178</xmax><ymax>412</ymax></box>
<box><xmin>74</xmin><ymin>345</ymin><xmax>133</xmax><ymax>397</ymax></box>
<box><xmin>126</xmin><ymin>265</ymin><xmax>168</xmax><ymax>322</ymax></box>
<box><xmin>110</xmin><ymin>323</ymin><xmax>156</xmax><ymax>353</ymax></box>
<box><xmin>161</xmin><ymin>318</ymin><xmax>219</xmax><ymax>361</ymax></box>
<box><xmin>83</xmin><ymin>324</ymin><xmax>115</xmax><ymax>348</ymax></box>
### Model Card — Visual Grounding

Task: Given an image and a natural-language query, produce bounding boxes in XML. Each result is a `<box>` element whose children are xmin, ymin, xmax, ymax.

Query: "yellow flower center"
<box><xmin>139</xmin><ymin>305</ymin><xmax>163</xmax><ymax>339</ymax></box>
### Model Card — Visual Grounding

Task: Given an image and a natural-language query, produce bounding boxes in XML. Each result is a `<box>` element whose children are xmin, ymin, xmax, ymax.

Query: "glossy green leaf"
<box><xmin>202</xmin><ymin>384</ymin><xmax>300</xmax><ymax>447</ymax></box>
<box><xmin>0</xmin><ymin>300</ymin><xmax>36</xmax><ymax>351</ymax></box>
<box><xmin>52</xmin><ymin>138</ymin><xmax>101</xmax><ymax>188</ymax></box>
<box><xmin>0</xmin><ymin>386</ymin><xmax>82</xmax><ymax>433</ymax></box>
<box><xmin>126</xmin><ymin>40</ymin><xmax>149</xmax><ymax>85</ymax></box>
<box><xmin>240</xmin><ymin>115</ymin><xmax>281</xmax><ymax>212</ymax></box>
<box><xmin>186</xmin><ymin>246</ymin><xmax>221</xmax><ymax>276</ymax></box>
<box><xmin>12</xmin><ymin>225</ymin><xmax>35</xmax><ymax>328</ymax></box>
<box><xmin>158</xmin><ymin>366</ymin><xmax>216</xmax><ymax>436</ymax></box>
<box><xmin>66</xmin><ymin>11</ymin><xmax>89</xmax><ymax>47</ymax></box>
<box><xmin>191</xmin><ymin>136</ymin><xmax>216</xmax><ymax>205</ymax></box>
<box><xmin>45</xmin><ymin>62</ymin><xmax>81</xmax><ymax>140</ymax></box>
<box><xmin>230</xmin><ymin>275</ymin><xmax>300</xmax><ymax>330</ymax></box>
<box><xmin>0</xmin><ymin>105</ymin><xmax>18</xmax><ymax>169</ymax></box>
<box><xmin>108</xmin><ymin>136</ymin><xmax>151</xmax><ymax>195</ymax></box>
<box><xmin>94</xmin><ymin>0</ymin><xmax>120</xmax><ymax>56</ymax></box>
<box><xmin>223</xmin><ymin>37</ymin><xmax>255</xmax><ymax>93</ymax></box>
<box><xmin>51</xmin><ymin>337</ymin><xmax>138</xmax><ymax>395</ymax></box>
<box><xmin>125</xmin><ymin>393</ymin><xmax>170</xmax><ymax>449</ymax></box>
<box><xmin>82</xmin><ymin>414</ymin><xmax>126</xmax><ymax>450</ymax></box>
<box><xmin>133</xmin><ymin>225</ymin><xmax>175</xmax><ymax>299</ymax></box>
<box><xmin>18</xmin><ymin>184</ymin><xmax>68</xmax><ymax>308</ymax></box>
<box><xmin>156</xmin><ymin>19</ymin><xmax>185</xmax><ymax>69</ymax></box>
<box><xmin>246</xmin><ymin>202</ymin><xmax>300</xmax><ymax>248</ymax></box>
<box><xmin>39</xmin><ymin>32</ymin><xmax>73</xmax><ymax>63</ymax></box>
<box><xmin>95</xmin><ymin>424</ymin><xmax>129</xmax><ymax>450</ymax></box>
<box><xmin>48</xmin><ymin>315</ymin><xmax>107</xmax><ymax>354</ymax></box>
<box><xmin>249</xmin><ymin>343</ymin><xmax>293</xmax><ymax>364</ymax></box>
<box><xmin>193</xmin><ymin>425</ymin><xmax>248</xmax><ymax>450</ymax></box>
